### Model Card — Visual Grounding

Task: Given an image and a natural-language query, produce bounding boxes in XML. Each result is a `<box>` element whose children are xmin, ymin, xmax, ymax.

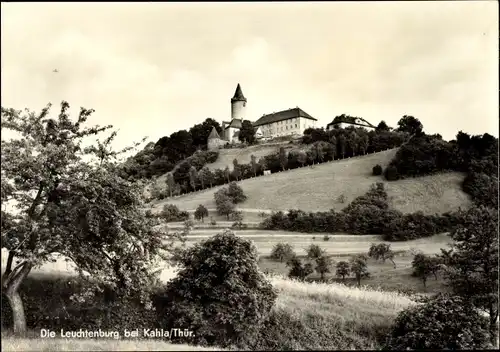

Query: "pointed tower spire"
<box><xmin>231</xmin><ymin>83</ymin><xmax>247</xmax><ymax>102</ymax></box>
<box><xmin>207</xmin><ymin>126</ymin><xmax>221</xmax><ymax>140</ymax></box>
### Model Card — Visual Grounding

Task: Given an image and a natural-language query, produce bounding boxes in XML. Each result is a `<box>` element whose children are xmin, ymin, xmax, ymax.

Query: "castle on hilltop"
<box><xmin>208</xmin><ymin>83</ymin><xmax>318</xmax><ymax>150</ymax></box>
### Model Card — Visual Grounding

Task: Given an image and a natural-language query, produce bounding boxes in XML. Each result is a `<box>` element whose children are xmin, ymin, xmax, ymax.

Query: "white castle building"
<box><xmin>208</xmin><ymin>84</ymin><xmax>318</xmax><ymax>150</ymax></box>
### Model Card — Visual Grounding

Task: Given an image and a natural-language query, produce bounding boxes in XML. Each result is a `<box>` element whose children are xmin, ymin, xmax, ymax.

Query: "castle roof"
<box><xmin>254</xmin><ymin>107</ymin><xmax>317</xmax><ymax>127</ymax></box>
<box><xmin>208</xmin><ymin>126</ymin><xmax>221</xmax><ymax>140</ymax></box>
<box><xmin>326</xmin><ymin>115</ymin><xmax>375</xmax><ymax>128</ymax></box>
<box><xmin>227</xmin><ymin>119</ymin><xmax>242</xmax><ymax>129</ymax></box>
<box><xmin>231</xmin><ymin>83</ymin><xmax>247</xmax><ymax>102</ymax></box>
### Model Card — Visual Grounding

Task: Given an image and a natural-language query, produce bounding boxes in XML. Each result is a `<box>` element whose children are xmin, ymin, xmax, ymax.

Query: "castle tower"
<box><xmin>231</xmin><ymin>83</ymin><xmax>247</xmax><ymax>121</ymax></box>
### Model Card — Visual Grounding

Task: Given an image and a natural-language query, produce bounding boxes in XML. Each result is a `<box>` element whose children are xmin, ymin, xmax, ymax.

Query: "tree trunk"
<box><xmin>4</xmin><ymin>251</ymin><xmax>15</xmax><ymax>276</ymax></box>
<box><xmin>357</xmin><ymin>275</ymin><xmax>361</xmax><ymax>287</ymax></box>
<box><xmin>489</xmin><ymin>304</ymin><xmax>498</xmax><ymax>346</ymax></box>
<box><xmin>390</xmin><ymin>258</ymin><xmax>396</xmax><ymax>269</ymax></box>
<box><xmin>3</xmin><ymin>262</ymin><xmax>33</xmax><ymax>335</ymax></box>
<box><xmin>422</xmin><ymin>277</ymin><xmax>427</xmax><ymax>290</ymax></box>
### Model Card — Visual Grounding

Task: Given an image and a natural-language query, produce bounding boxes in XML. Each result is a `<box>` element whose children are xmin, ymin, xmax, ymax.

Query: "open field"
<box><xmin>206</xmin><ymin>142</ymin><xmax>293</xmax><ymax>171</ymax></box>
<box><xmin>157</xmin><ymin>149</ymin><xmax>471</xmax><ymax>215</ymax></box>
<box><xmin>183</xmin><ymin>231</ymin><xmax>452</xmax><ymax>257</ymax></box>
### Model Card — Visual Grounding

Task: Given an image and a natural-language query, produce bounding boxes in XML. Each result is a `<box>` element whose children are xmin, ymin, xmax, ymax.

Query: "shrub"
<box><xmin>210</xmin><ymin>217</ymin><xmax>217</xmax><ymax>226</ymax></box>
<box><xmin>156</xmin><ymin>230</ymin><xmax>277</xmax><ymax>347</ymax></box>
<box><xmin>384</xmin><ymin>295</ymin><xmax>491</xmax><ymax>350</ymax></box>
<box><xmin>384</xmin><ymin>165</ymin><xmax>399</xmax><ymax>181</ymax></box>
<box><xmin>323</xmin><ymin>235</ymin><xmax>330</xmax><ymax>241</ymax></box>
<box><xmin>270</xmin><ymin>243</ymin><xmax>296</xmax><ymax>263</ymax></box>
<box><xmin>372</xmin><ymin>164</ymin><xmax>383</xmax><ymax>176</ymax></box>
<box><xmin>160</xmin><ymin>204</ymin><xmax>189</xmax><ymax>222</ymax></box>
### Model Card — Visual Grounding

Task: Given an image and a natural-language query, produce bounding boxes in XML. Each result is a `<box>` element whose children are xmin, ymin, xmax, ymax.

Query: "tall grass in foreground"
<box><xmin>237</xmin><ymin>274</ymin><xmax>416</xmax><ymax>350</ymax></box>
<box><xmin>269</xmin><ymin>274</ymin><xmax>416</xmax><ymax>311</ymax></box>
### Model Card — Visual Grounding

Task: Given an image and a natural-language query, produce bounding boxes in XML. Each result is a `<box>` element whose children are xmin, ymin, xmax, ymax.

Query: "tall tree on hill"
<box><xmin>199</xmin><ymin>166</ymin><xmax>212</xmax><ymax>189</ymax></box>
<box><xmin>297</xmin><ymin>150</ymin><xmax>307</xmax><ymax>167</ymax></box>
<box><xmin>338</xmin><ymin>134</ymin><xmax>347</xmax><ymax>158</ymax></box>
<box><xmin>232</xmin><ymin>159</ymin><xmax>241</xmax><ymax>181</ymax></box>
<box><xmin>376</xmin><ymin>120</ymin><xmax>391</xmax><ymax>132</ymax></box>
<box><xmin>397</xmin><ymin>115</ymin><xmax>423</xmax><ymax>136</ymax></box>
<box><xmin>224</xmin><ymin>166</ymin><xmax>231</xmax><ymax>183</ymax></box>
<box><xmin>359</xmin><ymin>134</ymin><xmax>369</xmax><ymax>155</ymax></box>
<box><xmin>329</xmin><ymin>135</ymin><xmax>337</xmax><ymax>159</ymax></box>
<box><xmin>250</xmin><ymin>154</ymin><xmax>258</xmax><ymax>177</ymax></box>
<box><xmin>189</xmin><ymin>118</ymin><xmax>222</xmax><ymax>148</ymax></box>
<box><xmin>279</xmin><ymin>147</ymin><xmax>287</xmax><ymax>171</ymax></box>
<box><xmin>1</xmin><ymin>101</ymin><xmax>180</xmax><ymax>334</ymax></box>
<box><xmin>238</xmin><ymin>120</ymin><xmax>256</xmax><ymax>144</ymax></box>
<box><xmin>440</xmin><ymin>206</ymin><xmax>499</xmax><ymax>345</ymax></box>
<box><xmin>189</xmin><ymin>166</ymin><xmax>198</xmax><ymax>191</ymax></box>
<box><xmin>169</xmin><ymin>130</ymin><xmax>194</xmax><ymax>160</ymax></box>
<box><xmin>348</xmin><ymin>131</ymin><xmax>359</xmax><ymax>156</ymax></box>
<box><xmin>315</xmin><ymin>142</ymin><xmax>326</xmax><ymax>163</ymax></box>
<box><xmin>258</xmin><ymin>158</ymin><xmax>267</xmax><ymax>174</ymax></box>
<box><xmin>166</xmin><ymin>172</ymin><xmax>175</xmax><ymax>197</ymax></box>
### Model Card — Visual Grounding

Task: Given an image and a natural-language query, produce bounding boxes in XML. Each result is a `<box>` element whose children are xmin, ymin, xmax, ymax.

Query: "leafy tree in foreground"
<box><xmin>278</xmin><ymin>147</ymin><xmax>287</xmax><ymax>171</ymax></box>
<box><xmin>270</xmin><ymin>243</ymin><xmax>295</xmax><ymax>263</ymax></box>
<box><xmin>157</xmin><ymin>230</ymin><xmax>276</xmax><ymax>347</ymax></box>
<box><xmin>1</xmin><ymin>102</ymin><xmax>182</xmax><ymax>334</ymax></box>
<box><xmin>384</xmin><ymin>295</ymin><xmax>491</xmax><ymax>350</ymax></box>
<box><xmin>440</xmin><ymin>205</ymin><xmax>499</xmax><ymax>345</ymax></box>
<box><xmin>194</xmin><ymin>204</ymin><xmax>209</xmax><ymax>222</ymax></box>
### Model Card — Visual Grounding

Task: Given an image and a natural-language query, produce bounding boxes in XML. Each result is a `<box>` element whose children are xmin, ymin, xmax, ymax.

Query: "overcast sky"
<box><xmin>1</xmin><ymin>1</ymin><xmax>498</xmax><ymax>150</ymax></box>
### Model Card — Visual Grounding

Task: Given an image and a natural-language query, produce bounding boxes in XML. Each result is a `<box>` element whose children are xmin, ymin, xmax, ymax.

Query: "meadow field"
<box><xmin>156</xmin><ymin>149</ymin><xmax>471</xmax><ymax>215</ymax></box>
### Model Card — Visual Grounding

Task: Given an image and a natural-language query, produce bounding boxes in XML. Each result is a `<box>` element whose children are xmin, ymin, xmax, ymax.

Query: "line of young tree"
<box><xmin>261</xmin><ymin>182</ymin><xmax>464</xmax><ymax>241</ymax></box>
<box><xmin>157</xmin><ymin>126</ymin><xmax>407</xmax><ymax>199</ymax></box>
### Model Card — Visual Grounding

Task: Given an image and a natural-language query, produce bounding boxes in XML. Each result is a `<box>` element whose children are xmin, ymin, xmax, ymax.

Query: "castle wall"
<box><xmin>208</xmin><ymin>138</ymin><xmax>226</xmax><ymax>150</ymax></box>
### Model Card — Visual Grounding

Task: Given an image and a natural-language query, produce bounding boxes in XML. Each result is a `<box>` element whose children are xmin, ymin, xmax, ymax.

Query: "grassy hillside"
<box><xmin>206</xmin><ymin>142</ymin><xmax>292</xmax><ymax>171</ymax></box>
<box><xmin>156</xmin><ymin>149</ymin><xmax>472</xmax><ymax>214</ymax></box>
